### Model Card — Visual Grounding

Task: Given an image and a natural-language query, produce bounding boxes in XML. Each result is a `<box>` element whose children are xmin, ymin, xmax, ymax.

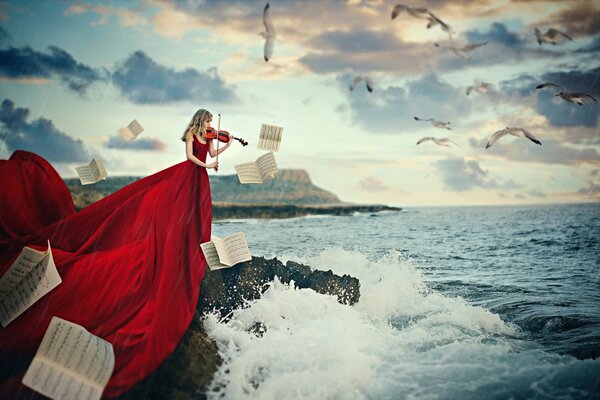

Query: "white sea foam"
<box><xmin>203</xmin><ymin>248</ymin><xmax>600</xmax><ymax>400</ymax></box>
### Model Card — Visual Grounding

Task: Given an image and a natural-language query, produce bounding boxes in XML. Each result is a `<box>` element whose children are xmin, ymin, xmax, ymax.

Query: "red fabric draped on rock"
<box><xmin>0</xmin><ymin>136</ymin><xmax>213</xmax><ymax>398</ymax></box>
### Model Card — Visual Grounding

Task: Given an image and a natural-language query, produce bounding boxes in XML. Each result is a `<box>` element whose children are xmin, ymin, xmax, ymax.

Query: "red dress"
<box><xmin>0</xmin><ymin>136</ymin><xmax>213</xmax><ymax>398</ymax></box>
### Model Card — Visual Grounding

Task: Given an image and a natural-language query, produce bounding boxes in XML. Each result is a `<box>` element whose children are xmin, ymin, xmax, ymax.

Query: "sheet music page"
<box><xmin>118</xmin><ymin>119</ymin><xmax>144</xmax><ymax>141</ymax></box>
<box><xmin>257</xmin><ymin>123</ymin><xmax>284</xmax><ymax>152</ymax></box>
<box><xmin>0</xmin><ymin>243</ymin><xmax>49</xmax><ymax>297</ymax></box>
<box><xmin>212</xmin><ymin>236</ymin><xmax>234</xmax><ymax>267</ymax></box>
<box><xmin>75</xmin><ymin>162</ymin><xmax>95</xmax><ymax>185</ymax></box>
<box><xmin>200</xmin><ymin>240</ymin><xmax>230</xmax><ymax>271</ymax></box>
<box><xmin>22</xmin><ymin>317</ymin><xmax>114</xmax><ymax>400</ymax></box>
<box><xmin>234</xmin><ymin>162</ymin><xmax>262</xmax><ymax>184</ymax></box>
<box><xmin>90</xmin><ymin>159</ymin><xmax>107</xmax><ymax>182</ymax></box>
<box><xmin>0</xmin><ymin>242</ymin><xmax>62</xmax><ymax>328</ymax></box>
<box><xmin>223</xmin><ymin>232</ymin><xmax>252</xmax><ymax>265</ymax></box>
<box><xmin>256</xmin><ymin>152</ymin><xmax>278</xmax><ymax>181</ymax></box>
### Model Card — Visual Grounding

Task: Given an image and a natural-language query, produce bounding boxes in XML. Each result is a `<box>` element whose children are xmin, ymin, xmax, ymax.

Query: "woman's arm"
<box><xmin>186</xmin><ymin>138</ymin><xmax>218</xmax><ymax>170</ymax></box>
<box><xmin>208</xmin><ymin>136</ymin><xmax>232</xmax><ymax>158</ymax></box>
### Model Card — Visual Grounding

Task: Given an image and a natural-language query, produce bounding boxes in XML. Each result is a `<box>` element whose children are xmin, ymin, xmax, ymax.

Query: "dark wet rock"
<box><xmin>118</xmin><ymin>257</ymin><xmax>360</xmax><ymax>399</ymax></box>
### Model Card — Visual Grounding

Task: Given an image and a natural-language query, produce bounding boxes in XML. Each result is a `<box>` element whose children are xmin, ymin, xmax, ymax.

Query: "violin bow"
<box><xmin>216</xmin><ymin>113</ymin><xmax>221</xmax><ymax>171</ymax></box>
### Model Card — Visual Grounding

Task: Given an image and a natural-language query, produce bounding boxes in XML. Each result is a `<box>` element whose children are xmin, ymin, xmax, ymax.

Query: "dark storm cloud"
<box><xmin>0</xmin><ymin>46</ymin><xmax>106</xmax><ymax>94</ymax></box>
<box><xmin>0</xmin><ymin>99</ymin><xmax>90</xmax><ymax>163</ymax></box>
<box><xmin>541</xmin><ymin>3</ymin><xmax>600</xmax><ymax>36</ymax></box>
<box><xmin>111</xmin><ymin>51</ymin><xmax>237</xmax><ymax>104</ymax></box>
<box><xmin>465</xmin><ymin>22</ymin><xmax>525</xmax><ymax>48</ymax></box>
<box><xmin>105</xmin><ymin>135</ymin><xmax>166</xmax><ymax>151</ymax></box>
<box><xmin>499</xmin><ymin>66</ymin><xmax>600</xmax><ymax>127</ymax></box>
<box><xmin>340</xmin><ymin>71</ymin><xmax>471</xmax><ymax>133</ymax></box>
<box><xmin>435</xmin><ymin>156</ymin><xmax>521</xmax><ymax>192</ymax></box>
<box><xmin>469</xmin><ymin>137</ymin><xmax>600</xmax><ymax>167</ymax></box>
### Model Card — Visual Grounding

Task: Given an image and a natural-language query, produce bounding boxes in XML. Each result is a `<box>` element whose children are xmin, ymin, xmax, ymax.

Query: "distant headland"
<box><xmin>64</xmin><ymin>169</ymin><xmax>401</xmax><ymax>219</ymax></box>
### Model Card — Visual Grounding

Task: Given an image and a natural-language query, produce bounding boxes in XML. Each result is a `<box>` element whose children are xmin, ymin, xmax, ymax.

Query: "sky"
<box><xmin>0</xmin><ymin>0</ymin><xmax>599</xmax><ymax>207</ymax></box>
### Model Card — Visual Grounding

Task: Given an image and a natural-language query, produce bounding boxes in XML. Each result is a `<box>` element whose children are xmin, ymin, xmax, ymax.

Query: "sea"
<box><xmin>204</xmin><ymin>203</ymin><xmax>600</xmax><ymax>400</ymax></box>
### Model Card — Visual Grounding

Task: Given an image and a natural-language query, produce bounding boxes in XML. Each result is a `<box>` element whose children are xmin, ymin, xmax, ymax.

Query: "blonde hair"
<box><xmin>181</xmin><ymin>109</ymin><xmax>212</xmax><ymax>142</ymax></box>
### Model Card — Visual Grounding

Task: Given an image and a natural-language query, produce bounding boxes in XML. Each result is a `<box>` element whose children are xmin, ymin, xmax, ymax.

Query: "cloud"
<box><xmin>0</xmin><ymin>45</ymin><xmax>106</xmax><ymax>94</ymax></box>
<box><xmin>469</xmin><ymin>136</ymin><xmax>600</xmax><ymax>167</ymax></box>
<box><xmin>499</xmin><ymin>66</ymin><xmax>600</xmax><ymax>127</ymax></box>
<box><xmin>435</xmin><ymin>156</ymin><xmax>521</xmax><ymax>192</ymax></box>
<box><xmin>577</xmin><ymin>180</ymin><xmax>600</xmax><ymax>197</ymax></box>
<box><xmin>359</xmin><ymin>176</ymin><xmax>391</xmax><ymax>192</ymax></box>
<box><xmin>466</xmin><ymin>22</ymin><xmax>525</xmax><ymax>48</ymax></box>
<box><xmin>111</xmin><ymin>51</ymin><xmax>238</xmax><ymax>104</ymax></box>
<box><xmin>527</xmin><ymin>189</ymin><xmax>547</xmax><ymax>198</ymax></box>
<box><xmin>0</xmin><ymin>99</ymin><xmax>90</xmax><ymax>163</ymax></box>
<box><xmin>105</xmin><ymin>135</ymin><xmax>166</xmax><ymax>151</ymax></box>
<box><xmin>340</xmin><ymin>71</ymin><xmax>471</xmax><ymax>133</ymax></box>
<box><xmin>540</xmin><ymin>2</ymin><xmax>600</xmax><ymax>36</ymax></box>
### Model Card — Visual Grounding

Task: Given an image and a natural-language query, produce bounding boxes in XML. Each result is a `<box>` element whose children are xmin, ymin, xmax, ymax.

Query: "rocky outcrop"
<box><xmin>117</xmin><ymin>257</ymin><xmax>360</xmax><ymax>400</ymax></box>
<box><xmin>213</xmin><ymin>203</ymin><xmax>402</xmax><ymax>220</ymax></box>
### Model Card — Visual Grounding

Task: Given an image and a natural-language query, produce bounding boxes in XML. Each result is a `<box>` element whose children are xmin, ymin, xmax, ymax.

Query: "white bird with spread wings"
<box><xmin>434</xmin><ymin>41</ymin><xmax>488</xmax><ymax>59</ymax></box>
<box><xmin>485</xmin><ymin>127</ymin><xmax>542</xmax><ymax>149</ymax></box>
<box><xmin>416</xmin><ymin>137</ymin><xmax>461</xmax><ymax>147</ymax></box>
<box><xmin>414</xmin><ymin>116</ymin><xmax>452</xmax><ymax>130</ymax></box>
<box><xmin>260</xmin><ymin>2</ymin><xmax>276</xmax><ymax>62</ymax></box>
<box><xmin>391</xmin><ymin>4</ymin><xmax>454</xmax><ymax>40</ymax></box>
<box><xmin>534</xmin><ymin>28</ymin><xmax>572</xmax><ymax>45</ymax></box>
<box><xmin>536</xmin><ymin>82</ymin><xmax>597</xmax><ymax>106</ymax></box>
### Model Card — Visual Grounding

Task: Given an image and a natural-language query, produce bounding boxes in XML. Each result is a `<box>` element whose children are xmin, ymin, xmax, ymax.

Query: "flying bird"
<box><xmin>260</xmin><ymin>2</ymin><xmax>276</xmax><ymax>62</ymax></box>
<box><xmin>536</xmin><ymin>82</ymin><xmax>597</xmax><ymax>105</ymax></box>
<box><xmin>349</xmin><ymin>75</ymin><xmax>374</xmax><ymax>92</ymax></box>
<box><xmin>416</xmin><ymin>137</ymin><xmax>461</xmax><ymax>147</ymax></box>
<box><xmin>466</xmin><ymin>82</ymin><xmax>493</xmax><ymax>95</ymax></box>
<box><xmin>534</xmin><ymin>28</ymin><xmax>573</xmax><ymax>45</ymax></box>
<box><xmin>426</xmin><ymin>11</ymin><xmax>454</xmax><ymax>41</ymax></box>
<box><xmin>414</xmin><ymin>116</ymin><xmax>452</xmax><ymax>130</ymax></box>
<box><xmin>390</xmin><ymin>5</ymin><xmax>453</xmax><ymax>40</ymax></box>
<box><xmin>391</xmin><ymin>4</ymin><xmax>431</xmax><ymax>20</ymax></box>
<box><xmin>434</xmin><ymin>41</ymin><xmax>488</xmax><ymax>59</ymax></box>
<box><xmin>485</xmin><ymin>127</ymin><xmax>542</xmax><ymax>149</ymax></box>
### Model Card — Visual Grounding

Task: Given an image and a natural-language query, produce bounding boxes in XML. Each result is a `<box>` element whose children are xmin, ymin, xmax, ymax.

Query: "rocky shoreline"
<box><xmin>117</xmin><ymin>257</ymin><xmax>360</xmax><ymax>400</ymax></box>
<box><xmin>213</xmin><ymin>203</ymin><xmax>402</xmax><ymax>220</ymax></box>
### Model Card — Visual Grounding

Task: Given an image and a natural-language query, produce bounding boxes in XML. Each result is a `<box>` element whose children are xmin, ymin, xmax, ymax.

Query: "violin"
<box><xmin>205</xmin><ymin>127</ymin><xmax>248</xmax><ymax>146</ymax></box>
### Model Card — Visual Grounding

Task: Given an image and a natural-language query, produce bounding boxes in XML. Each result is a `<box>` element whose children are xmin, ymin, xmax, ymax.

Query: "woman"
<box><xmin>0</xmin><ymin>108</ymin><xmax>233</xmax><ymax>398</ymax></box>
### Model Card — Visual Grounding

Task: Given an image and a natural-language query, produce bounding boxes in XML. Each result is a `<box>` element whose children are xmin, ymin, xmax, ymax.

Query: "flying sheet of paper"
<box><xmin>22</xmin><ymin>316</ymin><xmax>115</xmax><ymax>400</ymax></box>
<box><xmin>75</xmin><ymin>159</ymin><xmax>107</xmax><ymax>185</ymax></box>
<box><xmin>118</xmin><ymin>119</ymin><xmax>144</xmax><ymax>141</ymax></box>
<box><xmin>200</xmin><ymin>232</ymin><xmax>252</xmax><ymax>270</ymax></box>
<box><xmin>257</xmin><ymin>123</ymin><xmax>284</xmax><ymax>152</ymax></box>
<box><xmin>0</xmin><ymin>241</ymin><xmax>61</xmax><ymax>328</ymax></box>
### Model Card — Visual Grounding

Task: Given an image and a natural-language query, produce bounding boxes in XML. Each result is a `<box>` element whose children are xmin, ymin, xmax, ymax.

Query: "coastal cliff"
<box><xmin>117</xmin><ymin>257</ymin><xmax>360</xmax><ymax>399</ymax></box>
<box><xmin>64</xmin><ymin>169</ymin><xmax>401</xmax><ymax>218</ymax></box>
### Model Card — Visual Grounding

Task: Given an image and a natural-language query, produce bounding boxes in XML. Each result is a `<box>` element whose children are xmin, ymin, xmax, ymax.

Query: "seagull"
<box><xmin>434</xmin><ymin>41</ymin><xmax>488</xmax><ymax>59</ymax></box>
<box><xmin>534</xmin><ymin>28</ymin><xmax>573</xmax><ymax>45</ymax></box>
<box><xmin>390</xmin><ymin>5</ymin><xmax>453</xmax><ymax>40</ymax></box>
<box><xmin>414</xmin><ymin>116</ymin><xmax>452</xmax><ymax>130</ymax></box>
<box><xmin>416</xmin><ymin>137</ymin><xmax>461</xmax><ymax>147</ymax></box>
<box><xmin>426</xmin><ymin>11</ymin><xmax>454</xmax><ymax>41</ymax></box>
<box><xmin>349</xmin><ymin>75</ymin><xmax>374</xmax><ymax>92</ymax></box>
<box><xmin>536</xmin><ymin>82</ymin><xmax>597</xmax><ymax>105</ymax></box>
<box><xmin>466</xmin><ymin>82</ymin><xmax>493</xmax><ymax>95</ymax></box>
<box><xmin>485</xmin><ymin>127</ymin><xmax>542</xmax><ymax>149</ymax></box>
<box><xmin>391</xmin><ymin>4</ymin><xmax>432</xmax><ymax>21</ymax></box>
<box><xmin>260</xmin><ymin>2</ymin><xmax>276</xmax><ymax>62</ymax></box>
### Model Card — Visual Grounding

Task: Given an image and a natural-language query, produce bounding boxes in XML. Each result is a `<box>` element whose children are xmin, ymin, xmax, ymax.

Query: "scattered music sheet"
<box><xmin>118</xmin><ymin>119</ymin><xmax>144</xmax><ymax>141</ymax></box>
<box><xmin>0</xmin><ymin>241</ymin><xmax>61</xmax><ymax>328</ymax></box>
<box><xmin>257</xmin><ymin>123</ymin><xmax>283</xmax><ymax>152</ymax></box>
<box><xmin>75</xmin><ymin>158</ymin><xmax>107</xmax><ymax>185</ymax></box>
<box><xmin>200</xmin><ymin>232</ymin><xmax>252</xmax><ymax>271</ymax></box>
<box><xmin>234</xmin><ymin>152</ymin><xmax>278</xmax><ymax>184</ymax></box>
<box><xmin>22</xmin><ymin>316</ymin><xmax>115</xmax><ymax>400</ymax></box>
